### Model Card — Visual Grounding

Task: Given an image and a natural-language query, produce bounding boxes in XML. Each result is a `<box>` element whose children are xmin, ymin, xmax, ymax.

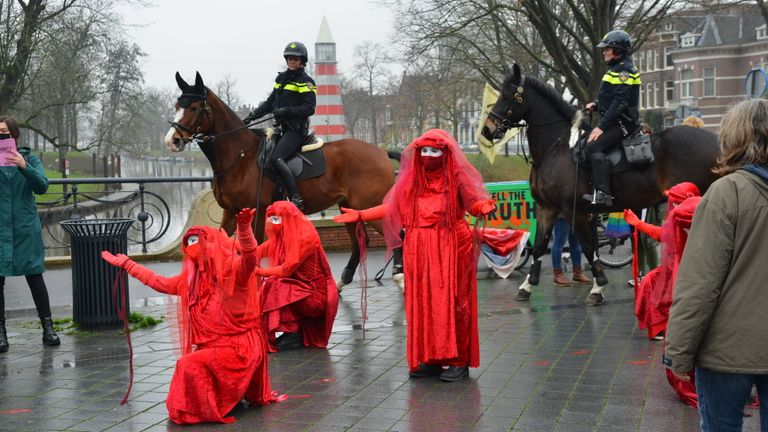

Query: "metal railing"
<box><xmin>39</xmin><ymin>176</ymin><xmax>212</xmax><ymax>255</ymax></box>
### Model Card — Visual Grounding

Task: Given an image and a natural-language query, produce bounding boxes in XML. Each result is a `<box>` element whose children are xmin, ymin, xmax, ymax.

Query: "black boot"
<box><xmin>440</xmin><ymin>366</ymin><xmax>469</xmax><ymax>382</ymax></box>
<box><xmin>40</xmin><ymin>316</ymin><xmax>60</xmax><ymax>346</ymax></box>
<box><xmin>272</xmin><ymin>158</ymin><xmax>304</xmax><ymax>211</ymax></box>
<box><xmin>582</xmin><ymin>154</ymin><xmax>613</xmax><ymax>206</ymax></box>
<box><xmin>0</xmin><ymin>320</ymin><xmax>8</xmax><ymax>353</ymax></box>
<box><xmin>275</xmin><ymin>332</ymin><xmax>301</xmax><ymax>351</ymax></box>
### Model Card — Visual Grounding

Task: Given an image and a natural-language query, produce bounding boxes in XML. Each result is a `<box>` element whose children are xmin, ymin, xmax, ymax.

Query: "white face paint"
<box><xmin>186</xmin><ymin>235</ymin><xmax>199</xmax><ymax>246</ymax></box>
<box><xmin>269</xmin><ymin>215</ymin><xmax>282</xmax><ymax>225</ymax></box>
<box><xmin>420</xmin><ymin>146</ymin><xmax>443</xmax><ymax>157</ymax></box>
<box><xmin>164</xmin><ymin>108</ymin><xmax>185</xmax><ymax>151</ymax></box>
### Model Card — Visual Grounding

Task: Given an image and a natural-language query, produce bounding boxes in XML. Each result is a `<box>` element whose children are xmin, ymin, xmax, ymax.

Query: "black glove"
<box><xmin>272</xmin><ymin>107</ymin><xmax>288</xmax><ymax>118</ymax></box>
<box><xmin>242</xmin><ymin>112</ymin><xmax>256</xmax><ymax>124</ymax></box>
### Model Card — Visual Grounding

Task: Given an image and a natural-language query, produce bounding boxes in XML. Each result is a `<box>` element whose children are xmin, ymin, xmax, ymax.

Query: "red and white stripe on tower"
<box><xmin>311</xmin><ymin>16</ymin><xmax>348</xmax><ymax>141</ymax></box>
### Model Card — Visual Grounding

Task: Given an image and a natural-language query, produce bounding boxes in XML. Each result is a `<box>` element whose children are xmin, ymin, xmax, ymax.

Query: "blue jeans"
<box><xmin>696</xmin><ymin>367</ymin><xmax>768</xmax><ymax>432</ymax></box>
<box><xmin>551</xmin><ymin>217</ymin><xmax>582</xmax><ymax>269</ymax></box>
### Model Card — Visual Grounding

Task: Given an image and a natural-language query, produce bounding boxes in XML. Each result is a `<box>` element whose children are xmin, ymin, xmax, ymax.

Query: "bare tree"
<box><xmin>352</xmin><ymin>41</ymin><xmax>393</xmax><ymax>144</ymax></box>
<box><xmin>215</xmin><ymin>73</ymin><xmax>242</xmax><ymax>108</ymax></box>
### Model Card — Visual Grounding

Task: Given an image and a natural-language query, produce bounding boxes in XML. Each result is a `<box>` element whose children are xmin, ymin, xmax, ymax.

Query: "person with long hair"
<box><xmin>333</xmin><ymin>129</ymin><xmax>495</xmax><ymax>382</ymax></box>
<box><xmin>0</xmin><ymin>115</ymin><xmax>59</xmax><ymax>353</ymax></box>
<box><xmin>254</xmin><ymin>200</ymin><xmax>338</xmax><ymax>352</ymax></box>
<box><xmin>102</xmin><ymin>209</ymin><xmax>275</xmax><ymax>424</ymax></box>
<box><xmin>665</xmin><ymin>99</ymin><xmax>768</xmax><ymax>429</ymax></box>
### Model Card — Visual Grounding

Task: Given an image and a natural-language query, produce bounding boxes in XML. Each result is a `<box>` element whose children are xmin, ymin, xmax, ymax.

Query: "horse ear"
<box><xmin>513</xmin><ymin>64</ymin><xmax>521</xmax><ymax>82</ymax></box>
<box><xmin>175</xmin><ymin>72</ymin><xmax>189</xmax><ymax>90</ymax></box>
<box><xmin>194</xmin><ymin>71</ymin><xmax>204</xmax><ymax>89</ymax></box>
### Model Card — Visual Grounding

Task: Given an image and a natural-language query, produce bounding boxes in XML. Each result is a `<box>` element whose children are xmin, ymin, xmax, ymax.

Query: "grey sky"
<box><xmin>119</xmin><ymin>0</ymin><xmax>395</xmax><ymax>106</ymax></box>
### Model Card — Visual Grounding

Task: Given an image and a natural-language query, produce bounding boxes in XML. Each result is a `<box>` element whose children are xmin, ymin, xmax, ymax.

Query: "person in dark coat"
<box><xmin>0</xmin><ymin>116</ymin><xmax>60</xmax><ymax>352</ymax></box>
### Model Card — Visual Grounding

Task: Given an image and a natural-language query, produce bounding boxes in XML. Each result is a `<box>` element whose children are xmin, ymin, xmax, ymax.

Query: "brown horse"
<box><xmin>164</xmin><ymin>72</ymin><xmax>398</xmax><ymax>287</ymax></box>
<box><xmin>482</xmin><ymin>64</ymin><xmax>720</xmax><ymax>305</ymax></box>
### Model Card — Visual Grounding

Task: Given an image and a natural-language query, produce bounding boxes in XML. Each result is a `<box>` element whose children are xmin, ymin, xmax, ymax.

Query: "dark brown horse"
<box><xmin>482</xmin><ymin>64</ymin><xmax>720</xmax><ymax>305</ymax></box>
<box><xmin>165</xmin><ymin>72</ymin><xmax>398</xmax><ymax>288</ymax></box>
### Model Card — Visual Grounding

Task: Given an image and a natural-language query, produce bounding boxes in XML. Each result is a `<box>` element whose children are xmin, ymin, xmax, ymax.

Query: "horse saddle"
<box><xmin>256</xmin><ymin>130</ymin><xmax>327</xmax><ymax>182</ymax></box>
<box><xmin>572</xmin><ymin>128</ymin><xmax>654</xmax><ymax>174</ymax></box>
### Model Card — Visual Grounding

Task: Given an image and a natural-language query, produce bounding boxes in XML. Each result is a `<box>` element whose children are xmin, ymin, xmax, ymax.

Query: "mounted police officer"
<box><xmin>243</xmin><ymin>41</ymin><xmax>317</xmax><ymax>211</ymax></box>
<box><xmin>583</xmin><ymin>30</ymin><xmax>641</xmax><ymax>206</ymax></box>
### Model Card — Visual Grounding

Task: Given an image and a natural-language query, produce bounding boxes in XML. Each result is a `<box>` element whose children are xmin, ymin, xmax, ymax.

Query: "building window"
<box><xmin>665</xmin><ymin>80</ymin><xmax>674</xmax><ymax>103</ymax></box>
<box><xmin>640</xmin><ymin>85</ymin><xmax>645</xmax><ymax>108</ymax></box>
<box><xmin>758</xmin><ymin>24</ymin><xmax>768</xmax><ymax>40</ymax></box>
<box><xmin>315</xmin><ymin>44</ymin><xmax>336</xmax><ymax>63</ymax></box>
<box><xmin>681</xmin><ymin>69</ymin><xmax>694</xmax><ymax>98</ymax></box>
<box><xmin>681</xmin><ymin>33</ymin><xmax>698</xmax><ymax>48</ymax></box>
<box><xmin>703</xmin><ymin>67</ymin><xmax>716</xmax><ymax>97</ymax></box>
<box><xmin>654</xmin><ymin>50</ymin><xmax>660</xmax><ymax>70</ymax></box>
<box><xmin>654</xmin><ymin>82</ymin><xmax>660</xmax><ymax>107</ymax></box>
<box><xmin>647</xmin><ymin>83</ymin><xmax>653</xmax><ymax>107</ymax></box>
<box><xmin>665</xmin><ymin>22</ymin><xmax>674</xmax><ymax>32</ymax></box>
<box><xmin>664</xmin><ymin>47</ymin><xmax>673</xmax><ymax>68</ymax></box>
<box><xmin>638</xmin><ymin>51</ymin><xmax>645</xmax><ymax>71</ymax></box>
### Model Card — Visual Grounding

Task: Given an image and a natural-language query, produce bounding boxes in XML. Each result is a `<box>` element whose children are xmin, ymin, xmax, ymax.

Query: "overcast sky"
<box><xmin>118</xmin><ymin>0</ymin><xmax>395</xmax><ymax>106</ymax></box>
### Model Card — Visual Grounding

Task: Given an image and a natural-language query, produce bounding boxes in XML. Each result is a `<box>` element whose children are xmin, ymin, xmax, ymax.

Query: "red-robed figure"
<box><xmin>254</xmin><ymin>201</ymin><xmax>339</xmax><ymax>352</ymax></box>
<box><xmin>102</xmin><ymin>209</ymin><xmax>275</xmax><ymax>424</ymax></box>
<box><xmin>625</xmin><ymin>186</ymin><xmax>701</xmax><ymax>407</ymax></box>
<box><xmin>334</xmin><ymin>129</ymin><xmax>495</xmax><ymax>382</ymax></box>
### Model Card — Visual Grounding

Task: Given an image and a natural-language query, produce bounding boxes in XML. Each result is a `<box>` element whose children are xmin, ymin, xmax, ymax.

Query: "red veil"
<box><xmin>382</xmin><ymin>129</ymin><xmax>489</xmax><ymax>253</ymax></box>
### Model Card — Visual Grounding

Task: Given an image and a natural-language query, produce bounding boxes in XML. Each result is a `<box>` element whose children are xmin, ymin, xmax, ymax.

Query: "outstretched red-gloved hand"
<box><xmin>623</xmin><ymin>209</ymin><xmax>662</xmax><ymax>241</ymax></box>
<box><xmin>102</xmin><ymin>251</ymin><xmax>131</xmax><ymax>269</ymax></box>
<box><xmin>236</xmin><ymin>208</ymin><xmax>259</xmax><ymax>254</ymax></box>
<box><xmin>333</xmin><ymin>205</ymin><xmax>386</xmax><ymax>224</ymax></box>
<box><xmin>254</xmin><ymin>265</ymin><xmax>285</xmax><ymax>278</ymax></box>
<box><xmin>470</xmin><ymin>199</ymin><xmax>497</xmax><ymax>216</ymax></box>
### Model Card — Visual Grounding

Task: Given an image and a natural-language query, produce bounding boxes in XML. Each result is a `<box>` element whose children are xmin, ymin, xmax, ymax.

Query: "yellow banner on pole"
<box><xmin>476</xmin><ymin>83</ymin><xmax>520</xmax><ymax>164</ymax></box>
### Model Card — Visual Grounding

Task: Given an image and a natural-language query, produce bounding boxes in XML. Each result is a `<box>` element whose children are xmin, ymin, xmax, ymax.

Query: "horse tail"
<box><xmin>387</xmin><ymin>150</ymin><xmax>401</xmax><ymax>162</ymax></box>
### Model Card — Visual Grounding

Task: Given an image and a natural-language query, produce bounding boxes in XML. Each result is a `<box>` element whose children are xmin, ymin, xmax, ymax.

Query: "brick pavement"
<box><xmin>0</xmin><ymin>252</ymin><xmax>761</xmax><ymax>431</ymax></box>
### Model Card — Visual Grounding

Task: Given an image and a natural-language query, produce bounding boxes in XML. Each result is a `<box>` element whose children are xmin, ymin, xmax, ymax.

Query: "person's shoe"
<box><xmin>275</xmin><ymin>332</ymin><xmax>302</xmax><ymax>351</ymax></box>
<box><xmin>0</xmin><ymin>320</ymin><xmax>8</xmax><ymax>353</ymax></box>
<box><xmin>289</xmin><ymin>194</ymin><xmax>305</xmax><ymax>212</ymax></box>
<box><xmin>409</xmin><ymin>363</ymin><xmax>442</xmax><ymax>378</ymax></box>
<box><xmin>553</xmin><ymin>269</ymin><xmax>571</xmax><ymax>286</ymax></box>
<box><xmin>40</xmin><ymin>316</ymin><xmax>61</xmax><ymax>346</ymax></box>
<box><xmin>582</xmin><ymin>190</ymin><xmax>613</xmax><ymax>206</ymax></box>
<box><xmin>440</xmin><ymin>366</ymin><xmax>469</xmax><ymax>382</ymax></box>
<box><xmin>572</xmin><ymin>266</ymin><xmax>592</xmax><ymax>284</ymax></box>
<box><xmin>652</xmin><ymin>331</ymin><xmax>665</xmax><ymax>341</ymax></box>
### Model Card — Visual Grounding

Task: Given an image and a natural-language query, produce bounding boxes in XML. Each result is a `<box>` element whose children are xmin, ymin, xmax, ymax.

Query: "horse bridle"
<box><xmin>168</xmin><ymin>99</ymin><xmax>213</xmax><ymax>144</ymax></box>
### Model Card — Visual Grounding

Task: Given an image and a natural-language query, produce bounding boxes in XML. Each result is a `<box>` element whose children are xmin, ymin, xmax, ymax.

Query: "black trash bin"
<box><xmin>60</xmin><ymin>218</ymin><xmax>134</xmax><ymax>327</ymax></box>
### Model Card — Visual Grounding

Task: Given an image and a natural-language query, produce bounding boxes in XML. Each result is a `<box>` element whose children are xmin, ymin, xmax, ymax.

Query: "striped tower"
<box><xmin>311</xmin><ymin>16</ymin><xmax>348</xmax><ymax>141</ymax></box>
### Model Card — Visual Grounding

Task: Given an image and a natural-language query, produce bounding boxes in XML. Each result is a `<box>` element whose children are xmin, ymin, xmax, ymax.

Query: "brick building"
<box><xmin>638</xmin><ymin>6</ymin><xmax>768</xmax><ymax>131</ymax></box>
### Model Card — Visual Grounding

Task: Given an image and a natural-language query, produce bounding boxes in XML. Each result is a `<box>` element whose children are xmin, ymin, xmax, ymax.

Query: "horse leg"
<box><xmin>573</xmin><ymin>213</ymin><xmax>608</xmax><ymax>306</ymax></box>
<box><xmin>392</xmin><ymin>241</ymin><xmax>404</xmax><ymax>294</ymax></box>
<box><xmin>337</xmin><ymin>221</ymin><xmax>367</xmax><ymax>293</ymax></box>
<box><xmin>516</xmin><ymin>209</ymin><xmax>557</xmax><ymax>301</ymax></box>
<box><xmin>221</xmin><ymin>209</ymin><xmax>236</xmax><ymax>236</ymax></box>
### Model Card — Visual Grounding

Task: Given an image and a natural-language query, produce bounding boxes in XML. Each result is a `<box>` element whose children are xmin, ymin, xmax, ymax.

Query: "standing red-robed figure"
<box><xmin>254</xmin><ymin>201</ymin><xmax>338</xmax><ymax>352</ymax></box>
<box><xmin>334</xmin><ymin>129</ymin><xmax>495</xmax><ymax>382</ymax></box>
<box><xmin>102</xmin><ymin>208</ymin><xmax>275</xmax><ymax>424</ymax></box>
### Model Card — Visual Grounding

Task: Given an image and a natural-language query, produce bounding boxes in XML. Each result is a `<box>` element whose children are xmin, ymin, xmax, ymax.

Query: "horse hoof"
<box><xmin>335</xmin><ymin>279</ymin><xmax>345</xmax><ymax>294</ymax></box>
<box><xmin>393</xmin><ymin>273</ymin><xmax>405</xmax><ymax>294</ymax></box>
<box><xmin>585</xmin><ymin>292</ymin><xmax>604</xmax><ymax>306</ymax></box>
<box><xmin>596</xmin><ymin>273</ymin><xmax>608</xmax><ymax>286</ymax></box>
<box><xmin>515</xmin><ymin>289</ymin><xmax>531</xmax><ymax>302</ymax></box>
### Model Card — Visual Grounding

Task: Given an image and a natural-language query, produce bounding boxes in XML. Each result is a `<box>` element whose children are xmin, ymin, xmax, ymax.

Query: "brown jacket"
<box><xmin>665</xmin><ymin>170</ymin><xmax>768</xmax><ymax>374</ymax></box>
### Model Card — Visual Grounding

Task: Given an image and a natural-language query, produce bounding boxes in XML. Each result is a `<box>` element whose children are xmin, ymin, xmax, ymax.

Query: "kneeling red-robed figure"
<box><xmin>254</xmin><ymin>201</ymin><xmax>339</xmax><ymax>352</ymax></box>
<box><xmin>102</xmin><ymin>208</ymin><xmax>276</xmax><ymax>424</ymax></box>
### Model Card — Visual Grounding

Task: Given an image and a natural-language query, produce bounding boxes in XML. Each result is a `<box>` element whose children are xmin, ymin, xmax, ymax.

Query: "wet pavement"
<box><xmin>0</xmin><ymin>251</ymin><xmax>761</xmax><ymax>431</ymax></box>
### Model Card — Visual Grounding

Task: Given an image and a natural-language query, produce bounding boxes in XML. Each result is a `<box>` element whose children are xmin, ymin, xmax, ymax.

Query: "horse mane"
<box><xmin>502</xmin><ymin>73</ymin><xmax>577</xmax><ymax>122</ymax></box>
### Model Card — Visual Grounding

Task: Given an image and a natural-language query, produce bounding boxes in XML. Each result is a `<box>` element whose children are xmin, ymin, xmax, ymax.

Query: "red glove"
<box><xmin>102</xmin><ymin>251</ymin><xmax>131</xmax><ymax>269</ymax></box>
<box><xmin>254</xmin><ymin>265</ymin><xmax>284</xmax><ymax>278</ymax></box>
<box><xmin>623</xmin><ymin>209</ymin><xmax>641</xmax><ymax>227</ymax></box>
<box><xmin>236</xmin><ymin>208</ymin><xmax>256</xmax><ymax>226</ymax></box>
<box><xmin>470</xmin><ymin>199</ymin><xmax>496</xmax><ymax>216</ymax></box>
<box><xmin>333</xmin><ymin>205</ymin><xmax>386</xmax><ymax>224</ymax></box>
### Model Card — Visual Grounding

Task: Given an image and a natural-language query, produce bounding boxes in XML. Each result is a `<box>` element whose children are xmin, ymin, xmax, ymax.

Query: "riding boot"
<box><xmin>572</xmin><ymin>266</ymin><xmax>593</xmax><ymax>284</ymax></box>
<box><xmin>552</xmin><ymin>269</ymin><xmax>571</xmax><ymax>286</ymax></box>
<box><xmin>0</xmin><ymin>320</ymin><xmax>8</xmax><ymax>353</ymax></box>
<box><xmin>40</xmin><ymin>316</ymin><xmax>60</xmax><ymax>346</ymax></box>
<box><xmin>272</xmin><ymin>158</ymin><xmax>304</xmax><ymax>211</ymax></box>
<box><xmin>583</xmin><ymin>154</ymin><xmax>613</xmax><ymax>206</ymax></box>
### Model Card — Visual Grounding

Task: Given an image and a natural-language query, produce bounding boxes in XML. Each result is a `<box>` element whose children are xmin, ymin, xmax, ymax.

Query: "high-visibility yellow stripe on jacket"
<box><xmin>602</xmin><ymin>70</ymin><xmax>642</xmax><ymax>86</ymax></box>
<box><xmin>274</xmin><ymin>82</ymin><xmax>318</xmax><ymax>93</ymax></box>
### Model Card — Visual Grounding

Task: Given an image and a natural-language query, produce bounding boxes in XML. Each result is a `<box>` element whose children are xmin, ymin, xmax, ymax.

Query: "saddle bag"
<box><xmin>622</xmin><ymin>131</ymin><xmax>654</xmax><ymax>167</ymax></box>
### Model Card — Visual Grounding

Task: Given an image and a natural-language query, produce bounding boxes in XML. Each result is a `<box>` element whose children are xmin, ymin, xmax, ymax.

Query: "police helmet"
<box><xmin>596</xmin><ymin>30</ymin><xmax>631</xmax><ymax>53</ymax></box>
<box><xmin>283</xmin><ymin>41</ymin><xmax>308</xmax><ymax>64</ymax></box>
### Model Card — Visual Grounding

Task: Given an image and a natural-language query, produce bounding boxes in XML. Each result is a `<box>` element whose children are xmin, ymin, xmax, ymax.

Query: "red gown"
<box><xmin>257</xmin><ymin>201</ymin><xmax>339</xmax><ymax>352</ymax></box>
<box><xmin>115</xmin><ymin>226</ymin><xmax>274</xmax><ymax>424</ymax></box>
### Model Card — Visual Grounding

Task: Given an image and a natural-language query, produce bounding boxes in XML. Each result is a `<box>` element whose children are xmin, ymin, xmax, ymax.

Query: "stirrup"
<box><xmin>582</xmin><ymin>189</ymin><xmax>613</xmax><ymax>206</ymax></box>
<box><xmin>289</xmin><ymin>195</ymin><xmax>305</xmax><ymax>211</ymax></box>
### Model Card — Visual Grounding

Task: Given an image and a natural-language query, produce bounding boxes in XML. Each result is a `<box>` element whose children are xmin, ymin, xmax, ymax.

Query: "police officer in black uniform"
<box><xmin>583</xmin><ymin>30</ymin><xmax>641</xmax><ymax>206</ymax></box>
<box><xmin>243</xmin><ymin>41</ymin><xmax>317</xmax><ymax>211</ymax></box>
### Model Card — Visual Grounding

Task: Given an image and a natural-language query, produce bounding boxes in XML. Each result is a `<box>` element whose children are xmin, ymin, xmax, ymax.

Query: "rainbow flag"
<box><xmin>605</xmin><ymin>212</ymin><xmax>631</xmax><ymax>238</ymax></box>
